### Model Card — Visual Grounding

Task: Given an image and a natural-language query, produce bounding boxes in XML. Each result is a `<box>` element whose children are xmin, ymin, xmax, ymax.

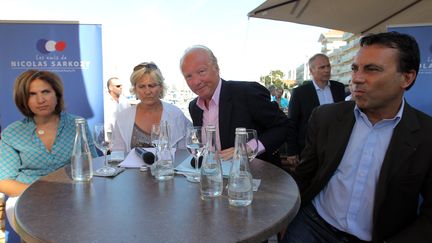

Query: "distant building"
<box><xmin>318</xmin><ymin>30</ymin><xmax>346</xmax><ymax>55</ymax></box>
<box><xmin>327</xmin><ymin>32</ymin><xmax>361</xmax><ymax>84</ymax></box>
<box><xmin>289</xmin><ymin>30</ymin><xmax>361</xmax><ymax>86</ymax></box>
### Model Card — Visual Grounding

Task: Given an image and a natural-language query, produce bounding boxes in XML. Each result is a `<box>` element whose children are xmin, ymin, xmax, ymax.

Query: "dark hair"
<box><xmin>360</xmin><ymin>31</ymin><xmax>420</xmax><ymax>90</ymax></box>
<box><xmin>13</xmin><ymin>70</ymin><xmax>65</xmax><ymax>117</ymax></box>
<box><xmin>106</xmin><ymin>77</ymin><xmax>119</xmax><ymax>91</ymax></box>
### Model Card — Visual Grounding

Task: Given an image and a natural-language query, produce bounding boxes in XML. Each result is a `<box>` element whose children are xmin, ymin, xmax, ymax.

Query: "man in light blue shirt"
<box><xmin>282</xmin><ymin>32</ymin><xmax>432</xmax><ymax>242</ymax></box>
<box><xmin>285</xmin><ymin>54</ymin><xmax>345</xmax><ymax>167</ymax></box>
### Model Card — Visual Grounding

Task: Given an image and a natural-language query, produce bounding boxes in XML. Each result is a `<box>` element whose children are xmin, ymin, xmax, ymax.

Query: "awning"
<box><xmin>248</xmin><ymin>0</ymin><xmax>432</xmax><ymax>34</ymax></box>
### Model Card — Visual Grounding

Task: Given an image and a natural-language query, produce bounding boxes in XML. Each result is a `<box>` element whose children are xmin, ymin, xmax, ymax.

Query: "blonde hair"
<box><xmin>130</xmin><ymin>62</ymin><xmax>166</xmax><ymax>98</ymax></box>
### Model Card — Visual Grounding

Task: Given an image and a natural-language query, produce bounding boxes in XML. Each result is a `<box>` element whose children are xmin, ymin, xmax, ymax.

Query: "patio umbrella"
<box><xmin>248</xmin><ymin>0</ymin><xmax>432</xmax><ymax>34</ymax></box>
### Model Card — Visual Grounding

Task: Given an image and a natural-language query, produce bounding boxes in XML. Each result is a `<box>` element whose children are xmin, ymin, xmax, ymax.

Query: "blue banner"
<box><xmin>0</xmin><ymin>21</ymin><xmax>103</xmax><ymax>130</ymax></box>
<box><xmin>388</xmin><ymin>25</ymin><xmax>432</xmax><ymax>116</ymax></box>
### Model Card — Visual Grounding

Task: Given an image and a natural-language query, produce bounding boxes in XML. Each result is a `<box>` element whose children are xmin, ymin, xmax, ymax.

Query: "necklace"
<box><xmin>37</xmin><ymin>129</ymin><xmax>45</xmax><ymax>135</ymax></box>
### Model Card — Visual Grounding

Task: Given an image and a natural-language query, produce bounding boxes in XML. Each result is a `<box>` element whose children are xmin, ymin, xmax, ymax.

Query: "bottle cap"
<box><xmin>235</xmin><ymin>127</ymin><xmax>246</xmax><ymax>134</ymax></box>
<box><xmin>75</xmin><ymin>118</ymin><xmax>86</xmax><ymax>124</ymax></box>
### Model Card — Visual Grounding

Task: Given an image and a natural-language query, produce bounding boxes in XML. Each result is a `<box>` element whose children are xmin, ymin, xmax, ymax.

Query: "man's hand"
<box><xmin>219</xmin><ymin>147</ymin><xmax>235</xmax><ymax>161</ymax></box>
<box><xmin>282</xmin><ymin>155</ymin><xmax>300</xmax><ymax>172</ymax></box>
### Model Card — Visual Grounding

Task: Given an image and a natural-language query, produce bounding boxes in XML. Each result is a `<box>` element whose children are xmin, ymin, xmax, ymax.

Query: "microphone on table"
<box><xmin>190</xmin><ymin>156</ymin><xmax>203</xmax><ymax>169</ymax></box>
<box><xmin>135</xmin><ymin>147</ymin><xmax>155</xmax><ymax>165</ymax></box>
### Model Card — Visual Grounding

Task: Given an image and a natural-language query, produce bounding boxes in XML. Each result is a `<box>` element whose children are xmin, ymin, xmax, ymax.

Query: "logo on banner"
<box><xmin>36</xmin><ymin>39</ymin><xmax>67</xmax><ymax>53</ymax></box>
<box><xmin>419</xmin><ymin>44</ymin><xmax>432</xmax><ymax>74</ymax></box>
<box><xmin>9</xmin><ymin>38</ymin><xmax>91</xmax><ymax>72</ymax></box>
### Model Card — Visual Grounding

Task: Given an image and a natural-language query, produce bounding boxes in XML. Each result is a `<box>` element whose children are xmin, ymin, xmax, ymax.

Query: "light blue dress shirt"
<box><xmin>312</xmin><ymin>80</ymin><xmax>334</xmax><ymax>105</ymax></box>
<box><xmin>0</xmin><ymin>112</ymin><xmax>98</xmax><ymax>184</ymax></box>
<box><xmin>313</xmin><ymin>101</ymin><xmax>404</xmax><ymax>241</ymax></box>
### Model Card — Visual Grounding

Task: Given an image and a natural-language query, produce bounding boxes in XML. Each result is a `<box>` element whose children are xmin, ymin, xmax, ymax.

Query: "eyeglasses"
<box><xmin>133</xmin><ymin>62</ymin><xmax>158</xmax><ymax>72</ymax></box>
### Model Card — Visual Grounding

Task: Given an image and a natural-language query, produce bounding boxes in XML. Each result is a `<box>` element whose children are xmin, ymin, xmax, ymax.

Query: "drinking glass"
<box><xmin>186</xmin><ymin>126</ymin><xmax>204</xmax><ymax>183</ymax></box>
<box><xmin>246</xmin><ymin>129</ymin><xmax>258</xmax><ymax>161</ymax></box>
<box><xmin>151</xmin><ymin>123</ymin><xmax>160</xmax><ymax>148</ymax></box>
<box><xmin>93</xmin><ymin>124</ymin><xmax>116</xmax><ymax>175</ymax></box>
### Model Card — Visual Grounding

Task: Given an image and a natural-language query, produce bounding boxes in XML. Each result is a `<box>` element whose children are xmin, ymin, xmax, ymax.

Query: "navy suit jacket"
<box><xmin>296</xmin><ymin>101</ymin><xmax>432</xmax><ymax>242</ymax></box>
<box><xmin>288</xmin><ymin>80</ymin><xmax>346</xmax><ymax>155</ymax></box>
<box><xmin>189</xmin><ymin>79</ymin><xmax>295</xmax><ymax>165</ymax></box>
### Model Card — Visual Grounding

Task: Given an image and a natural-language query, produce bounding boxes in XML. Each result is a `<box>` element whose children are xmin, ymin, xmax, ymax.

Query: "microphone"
<box><xmin>135</xmin><ymin>147</ymin><xmax>155</xmax><ymax>165</ymax></box>
<box><xmin>190</xmin><ymin>156</ymin><xmax>203</xmax><ymax>169</ymax></box>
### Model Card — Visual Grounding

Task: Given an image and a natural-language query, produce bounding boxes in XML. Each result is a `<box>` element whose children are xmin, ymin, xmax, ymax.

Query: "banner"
<box><xmin>0</xmin><ymin>21</ymin><xmax>103</xmax><ymax>130</ymax></box>
<box><xmin>388</xmin><ymin>25</ymin><xmax>432</xmax><ymax>116</ymax></box>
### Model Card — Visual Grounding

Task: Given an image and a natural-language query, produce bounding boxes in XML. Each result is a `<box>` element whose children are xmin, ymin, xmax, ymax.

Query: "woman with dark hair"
<box><xmin>0</xmin><ymin>69</ymin><xmax>97</xmax><ymax>229</ymax></box>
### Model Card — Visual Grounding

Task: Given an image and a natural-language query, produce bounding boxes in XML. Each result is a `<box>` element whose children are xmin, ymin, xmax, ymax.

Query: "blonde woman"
<box><xmin>112</xmin><ymin>62</ymin><xmax>191</xmax><ymax>152</ymax></box>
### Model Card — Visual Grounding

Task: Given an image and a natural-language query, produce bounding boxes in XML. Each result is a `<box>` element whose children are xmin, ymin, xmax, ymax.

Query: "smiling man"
<box><xmin>282</xmin><ymin>32</ymin><xmax>432</xmax><ymax>243</ymax></box>
<box><xmin>180</xmin><ymin>45</ymin><xmax>295</xmax><ymax>166</ymax></box>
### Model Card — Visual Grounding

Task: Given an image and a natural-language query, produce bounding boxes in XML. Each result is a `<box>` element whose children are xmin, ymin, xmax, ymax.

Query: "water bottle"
<box><xmin>228</xmin><ymin>127</ymin><xmax>253</xmax><ymax>206</ymax></box>
<box><xmin>71</xmin><ymin>118</ymin><xmax>93</xmax><ymax>182</ymax></box>
<box><xmin>154</xmin><ymin>121</ymin><xmax>174</xmax><ymax>181</ymax></box>
<box><xmin>200</xmin><ymin>125</ymin><xmax>223</xmax><ymax>199</ymax></box>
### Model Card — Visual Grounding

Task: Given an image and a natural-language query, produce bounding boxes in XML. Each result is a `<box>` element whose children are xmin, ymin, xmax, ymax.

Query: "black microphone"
<box><xmin>135</xmin><ymin>147</ymin><xmax>155</xmax><ymax>165</ymax></box>
<box><xmin>190</xmin><ymin>156</ymin><xmax>203</xmax><ymax>169</ymax></box>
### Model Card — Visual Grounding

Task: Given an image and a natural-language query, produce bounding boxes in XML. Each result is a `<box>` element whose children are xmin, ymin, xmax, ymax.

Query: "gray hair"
<box><xmin>180</xmin><ymin>45</ymin><xmax>219</xmax><ymax>71</ymax></box>
<box><xmin>308</xmin><ymin>53</ymin><xmax>329</xmax><ymax>68</ymax></box>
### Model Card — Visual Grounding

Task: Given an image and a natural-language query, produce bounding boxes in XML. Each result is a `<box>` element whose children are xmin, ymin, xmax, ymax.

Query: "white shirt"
<box><xmin>104</xmin><ymin>93</ymin><xmax>130</xmax><ymax>136</ymax></box>
<box><xmin>111</xmin><ymin>101</ymin><xmax>191</xmax><ymax>152</ymax></box>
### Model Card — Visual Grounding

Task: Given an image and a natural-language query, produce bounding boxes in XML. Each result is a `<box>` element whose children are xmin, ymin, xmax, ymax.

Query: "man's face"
<box><xmin>351</xmin><ymin>44</ymin><xmax>414</xmax><ymax>115</ymax></box>
<box><xmin>109</xmin><ymin>79</ymin><xmax>123</xmax><ymax>96</ymax></box>
<box><xmin>310</xmin><ymin>56</ymin><xmax>331</xmax><ymax>84</ymax></box>
<box><xmin>181</xmin><ymin>49</ymin><xmax>220</xmax><ymax>102</ymax></box>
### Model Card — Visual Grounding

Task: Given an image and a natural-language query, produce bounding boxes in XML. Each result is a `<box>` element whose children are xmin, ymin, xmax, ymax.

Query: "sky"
<box><xmin>0</xmin><ymin>0</ymin><xmax>328</xmax><ymax>89</ymax></box>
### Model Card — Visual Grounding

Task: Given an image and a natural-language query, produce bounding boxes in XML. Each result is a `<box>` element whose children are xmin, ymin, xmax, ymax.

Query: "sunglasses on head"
<box><xmin>133</xmin><ymin>62</ymin><xmax>158</xmax><ymax>72</ymax></box>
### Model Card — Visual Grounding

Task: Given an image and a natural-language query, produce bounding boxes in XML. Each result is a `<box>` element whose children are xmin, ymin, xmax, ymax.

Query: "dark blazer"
<box><xmin>296</xmin><ymin>101</ymin><xmax>432</xmax><ymax>243</ymax></box>
<box><xmin>189</xmin><ymin>79</ymin><xmax>294</xmax><ymax>165</ymax></box>
<box><xmin>287</xmin><ymin>80</ymin><xmax>345</xmax><ymax>155</ymax></box>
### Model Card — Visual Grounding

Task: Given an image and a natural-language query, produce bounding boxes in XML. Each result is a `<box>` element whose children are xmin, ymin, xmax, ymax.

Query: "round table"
<box><xmin>15</xmin><ymin>150</ymin><xmax>300</xmax><ymax>243</ymax></box>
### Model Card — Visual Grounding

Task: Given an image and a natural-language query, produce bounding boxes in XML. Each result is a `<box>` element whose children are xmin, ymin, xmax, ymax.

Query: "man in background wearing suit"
<box><xmin>283</xmin><ymin>32</ymin><xmax>432</xmax><ymax>242</ymax></box>
<box><xmin>180</xmin><ymin>45</ymin><xmax>294</xmax><ymax>166</ymax></box>
<box><xmin>286</xmin><ymin>54</ymin><xmax>345</xmax><ymax>166</ymax></box>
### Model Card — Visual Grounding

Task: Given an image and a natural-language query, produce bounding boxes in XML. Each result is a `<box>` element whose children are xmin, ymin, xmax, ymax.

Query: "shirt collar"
<box><xmin>196</xmin><ymin>79</ymin><xmax>222</xmax><ymax>110</ymax></box>
<box><xmin>354</xmin><ymin>99</ymin><xmax>404</xmax><ymax>128</ymax></box>
<box><xmin>312</xmin><ymin>79</ymin><xmax>330</xmax><ymax>90</ymax></box>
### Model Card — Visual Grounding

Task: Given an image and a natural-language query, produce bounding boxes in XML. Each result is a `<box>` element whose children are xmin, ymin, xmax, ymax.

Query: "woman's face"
<box><xmin>27</xmin><ymin>78</ymin><xmax>58</xmax><ymax>118</ymax></box>
<box><xmin>135</xmin><ymin>74</ymin><xmax>162</xmax><ymax>106</ymax></box>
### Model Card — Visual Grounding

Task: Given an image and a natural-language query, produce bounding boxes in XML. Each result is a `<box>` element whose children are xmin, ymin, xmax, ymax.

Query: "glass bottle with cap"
<box><xmin>200</xmin><ymin>125</ymin><xmax>223</xmax><ymax>199</ymax></box>
<box><xmin>71</xmin><ymin>118</ymin><xmax>93</xmax><ymax>182</ymax></box>
<box><xmin>153</xmin><ymin>121</ymin><xmax>174</xmax><ymax>180</ymax></box>
<box><xmin>228</xmin><ymin>127</ymin><xmax>253</xmax><ymax>206</ymax></box>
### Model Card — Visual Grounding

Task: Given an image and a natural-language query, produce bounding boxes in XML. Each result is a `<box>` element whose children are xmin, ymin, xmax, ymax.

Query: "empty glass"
<box><xmin>151</xmin><ymin>123</ymin><xmax>160</xmax><ymax>148</ymax></box>
<box><xmin>246</xmin><ymin>129</ymin><xmax>258</xmax><ymax>161</ymax></box>
<box><xmin>93</xmin><ymin>124</ymin><xmax>116</xmax><ymax>175</ymax></box>
<box><xmin>186</xmin><ymin>126</ymin><xmax>205</xmax><ymax>183</ymax></box>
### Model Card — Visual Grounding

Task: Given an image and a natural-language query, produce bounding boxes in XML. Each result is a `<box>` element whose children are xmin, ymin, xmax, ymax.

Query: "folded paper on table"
<box><xmin>93</xmin><ymin>167</ymin><xmax>125</xmax><ymax>177</ymax></box>
<box><xmin>118</xmin><ymin>148</ymin><xmax>176</xmax><ymax>168</ymax></box>
<box><xmin>175</xmin><ymin>155</ymin><xmax>262</xmax><ymax>191</ymax></box>
<box><xmin>108</xmin><ymin>151</ymin><xmax>125</xmax><ymax>162</ymax></box>
<box><xmin>175</xmin><ymin>155</ymin><xmax>232</xmax><ymax>177</ymax></box>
